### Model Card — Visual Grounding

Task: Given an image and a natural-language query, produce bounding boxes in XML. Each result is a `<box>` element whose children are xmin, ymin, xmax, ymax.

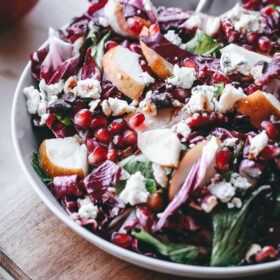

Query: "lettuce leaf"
<box><xmin>118</xmin><ymin>154</ymin><xmax>157</xmax><ymax>193</ymax></box>
<box><xmin>185</xmin><ymin>30</ymin><xmax>221</xmax><ymax>57</ymax></box>
<box><xmin>214</xmin><ymin>83</ymin><xmax>224</xmax><ymax>99</ymax></box>
<box><xmin>31</xmin><ymin>152</ymin><xmax>52</xmax><ymax>183</ymax></box>
<box><xmin>210</xmin><ymin>185</ymin><xmax>271</xmax><ymax>266</ymax></box>
<box><xmin>54</xmin><ymin>114</ymin><xmax>72</xmax><ymax>126</ymax></box>
<box><xmin>132</xmin><ymin>229</ymin><xmax>209</xmax><ymax>264</ymax></box>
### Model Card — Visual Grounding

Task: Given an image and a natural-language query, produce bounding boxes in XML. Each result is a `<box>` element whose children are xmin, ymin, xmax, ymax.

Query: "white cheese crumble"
<box><xmin>230</xmin><ymin>172</ymin><xmax>252</xmax><ymax>190</ymax></box>
<box><xmin>167</xmin><ymin>64</ymin><xmax>197</xmax><ymax>89</ymax></box>
<box><xmin>226</xmin><ymin>3</ymin><xmax>265</xmax><ymax>34</ymax></box>
<box><xmin>221</xmin><ymin>52</ymin><xmax>252</xmax><ymax>76</ymax></box>
<box><xmin>24</xmin><ymin>86</ymin><xmax>41</xmax><ymax>115</ymax></box>
<box><xmin>88</xmin><ymin>99</ymin><xmax>100</xmax><ymax>112</ymax></box>
<box><xmin>249</xmin><ymin>131</ymin><xmax>268</xmax><ymax>158</ymax></box>
<box><xmin>137</xmin><ymin>72</ymin><xmax>155</xmax><ymax>85</ymax></box>
<box><xmin>64</xmin><ymin>76</ymin><xmax>78</xmax><ymax>94</ymax></box>
<box><xmin>107</xmin><ymin>97</ymin><xmax>136</xmax><ymax>116</ymax></box>
<box><xmin>245</xmin><ymin>244</ymin><xmax>262</xmax><ymax>262</ymax></box>
<box><xmin>171</xmin><ymin>120</ymin><xmax>191</xmax><ymax>141</ymax></box>
<box><xmin>217</xmin><ymin>84</ymin><xmax>246</xmax><ymax>113</ymax></box>
<box><xmin>164</xmin><ymin>30</ymin><xmax>184</xmax><ymax>48</ymax></box>
<box><xmin>227</xmin><ymin>197</ymin><xmax>242</xmax><ymax>209</ymax></box>
<box><xmin>208</xmin><ymin>182</ymin><xmax>236</xmax><ymax>203</ymax></box>
<box><xmin>250</xmin><ymin>64</ymin><xmax>264</xmax><ymax>80</ymax></box>
<box><xmin>119</xmin><ymin>171</ymin><xmax>149</xmax><ymax>206</ymax></box>
<box><xmin>77</xmin><ymin>196</ymin><xmax>99</xmax><ymax>220</ymax></box>
<box><xmin>101</xmin><ymin>100</ymin><xmax>112</xmax><ymax>117</ymax></box>
<box><xmin>185</xmin><ymin>85</ymin><xmax>217</xmax><ymax>114</ymax></box>
<box><xmin>152</xmin><ymin>163</ymin><xmax>168</xmax><ymax>188</ymax></box>
<box><xmin>223</xmin><ymin>137</ymin><xmax>238</xmax><ymax>147</ymax></box>
<box><xmin>73</xmin><ymin>78</ymin><xmax>102</xmax><ymax>99</ymax></box>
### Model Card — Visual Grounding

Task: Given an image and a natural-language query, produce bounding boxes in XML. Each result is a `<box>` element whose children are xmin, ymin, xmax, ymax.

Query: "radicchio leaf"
<box><xmin>81</xmin><ymin>160</ymin><xmax>122</xmax><ymax>201</ymax></box>
<box><xmin>86</xmin><ymin>0</ymin><xmax>108</xmax><ymax>24</ymax></box>
<box><xmin>30</xmin><ymin>47</ymin><xmax>49</xmax><ymax>81</ymax></box>
<box><xmin>81</xmin><ymin>48</ymin><xmax>101</xmax><ymax>80</ymax></box>
<box><xmin>242</xmin><ymin>0</ymin><xmax>280</xmax><ymax>10</ymax></box>
<box><xmin>48</xmin><ymin>175</ymin><xmax>83</xmax><ymax>198</ymax></box>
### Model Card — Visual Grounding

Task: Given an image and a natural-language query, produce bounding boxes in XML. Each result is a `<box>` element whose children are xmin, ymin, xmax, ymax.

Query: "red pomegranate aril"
<box><xmin>111</xmin><ymin>232</ymin><xmax>132</xmax><ymax>248</ymax></box>
<box><xmin>108</xmin><ymin>118</ymin><xmax>126</xmax><ymax>134</ymax></box>
<box><xmin>123</xmin><ymin>129</ymin><xmax>137</xmax><ymax>146</ymax></box>
<box><xmin>173</xmin><ymin>88</ymin><xmax>189</xmax><ymax>101</ymax></box>
<box><xmin>246</xmin><ymin>32</ymin><xmax>258</xmax><ymax>44</ymax></box>
<box><xmin>129</xmin><ymin>42</ymin><xmax>142</xmax><ymax>54</ymax></box>
<box><xmin>127</xmin><ymin>17</ymin><xmax>144</xmax><ymax>34</ymax></box>
<box><xmin>181</xmin><ymin>59</ymin><xmax>198</xmax><ymax>72</ymax></box>
<box><xmin>87</xmin><ymin>138</ymin><xmax>99</xmax><ymax>153</ymax></box>
<box><xmin>128</xmin><ymin>113</ymin><xmax>145</xmax><ymax>128</ymax></box>
<box><xmin>113</xmin><ymin>134</ymin><xmax>125</xmax><ymax>148</ymax></box>
<box><xmin>255</xmin><ymin>246</ymin><xmax>276</xmax><ymax>263</ymax></box>
<box><xmin>149</xmin><ymin>24</ymin><xmax>160</xmax><ymax>35</ymax></box>
<box><xmin>107</xmin><ymin>144</ymin><xmax>117</xmax><ymax>162</ymax></box>
<box><xmin>73</xmin><ymin>109</ymin><xmax>92</xmax><ymax>128</ymax></box>
<box><xmin>261</xmin><ymin>121</ymin><xmax>279</xmax><ymax>139</ymax></box>
<box><xmin>90</xmin><ymin>115</ymin><xmax>107</xmax><ymax>129</ymax></box>
<box><xmin>94</xmin><ymin>127</ymin><xmax>112</xmax><ymax>144</ymax></box>
<box><xmin>88</xmin><ymin>146</ymin><xmax>107</xmax><ymax>165</ymax></box>
<box><xmin>216</xmin><ymin>149</ymin><xmax>231</xmax><ymax>172</ymax></box>
<box><xmin>259</xmin><ymin>36</ymin><xmax>271</xmax><ymax>52</ymax></box>
<box><xmin>105</xmin><ymin>40</ymin><xmax>118</xmax><ymax>51</ymax></box>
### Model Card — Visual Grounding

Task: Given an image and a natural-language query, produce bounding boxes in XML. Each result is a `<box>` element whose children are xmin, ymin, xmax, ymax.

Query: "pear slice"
<box><xmin>237</xmin><ymin>90</ymin><xmax>280</xmax><ymax>129</ymax></box>
<box><xmin>140</xmin><ymin>27</ymin><xmax>173</xmax><ymax>79</ymax></box>
<box><xmin>137</xmin><ymin>129</ymin><xmax>181</xmax><ymax>168</ymax></box>
<box><xmin>102</xmin><ymin>45</ymin><xmax>146</xmax><ymax>102</ymax></box>
<box><xmin>39</xmin><ymin>137</ymin><xmax>88</xmax><ymax>179</ymax></box>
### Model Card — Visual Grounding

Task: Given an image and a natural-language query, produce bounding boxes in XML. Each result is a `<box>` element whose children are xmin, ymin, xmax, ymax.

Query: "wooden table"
<box><xmin>0</xmin><ymin>0</ymin><xmax>280</xmax><ymax>279</ymax></box>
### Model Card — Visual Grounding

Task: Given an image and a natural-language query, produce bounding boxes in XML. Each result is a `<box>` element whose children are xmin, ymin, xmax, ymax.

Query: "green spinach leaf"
<box><xmin>31</xmin><ymin>152</ymin><xmax>52</xmax><ymax>183</ymax></box>
<box><xmin>54</xmin><ymin>114</ymin><xmax>71</xmax><ymax>126</ymax></box>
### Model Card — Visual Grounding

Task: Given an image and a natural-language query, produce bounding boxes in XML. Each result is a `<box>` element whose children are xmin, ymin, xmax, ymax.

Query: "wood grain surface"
<box><xmin>0</xmin><ymin>0</ymin><xmax>280</xmax><ymax>279</ymax></box>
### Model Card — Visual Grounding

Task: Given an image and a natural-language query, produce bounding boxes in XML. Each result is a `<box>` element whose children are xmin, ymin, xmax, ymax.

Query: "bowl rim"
<box><xmin>11</xmin><ymin>59</ymin><xmax>280</xmax><ymax>279</ymax></box>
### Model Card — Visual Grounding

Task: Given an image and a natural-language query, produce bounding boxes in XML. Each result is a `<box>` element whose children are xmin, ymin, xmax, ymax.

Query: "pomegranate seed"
<box><xmin>94</xmin><ymin>127</ymin><xmax>112</xmax><ymax>144</ymax></box>
<box><xmin>123</xmin><ymin>129</ymin><xmax>137</xmax><ymax>146</ymax></box>
<box><xmin>173</xmin><ymin>88</ymin><xmax>189</xmax><ymax>101</ymax></box>
<box><xmin>149</xmin><ymin>24</ymin><xmax>160</xmax><ymax>35</ymax></box>
<box><xmin>261</xmin><ymin>121</ymin><xmax>279</xmax><ymax>139</ymax></box>
<box><xmin>73</xmin><ymin>109</ymin><xmax>92</xmax><ymax>128</ymax></box>
<box><xmin>260</xmin><ymin>145</ymin><xmax>280</xmax><ymax>160</ymax></box>
<box><xmin>246</xmin><ymin>32</ymin><xmax>258</xmax><ymax>44</ymax></box>
<box><xmin>216</xmin><ymin>149</ymin><xmax>231</xmax><ymax>172</ymax></box>
<box><xmin>113</xmin><ymin>134</ymin><xmax>125</xmax><ymax>148</ymax></box>
<box><xmin>90</xmin><ymin>115</ymin><xmax>107</xmax><ymax>129</ymax></box>
<box><xmin>212</xmin><ymin>72</ymin><xmax>230</xmax><ymax>85</ymax></box>
<box><xmin>107</xmin><ymin>118</ymin><xmax>126</xmax><ymax>134</ymax></box>
<box><xmin>129</xmin><ymin>42</ymin><xmax>142</xmax><ymax>54</ymax></box>
<box><xmin>88</xmin><ymin>146</ymin><xmax>107</xmax><ymax>165</ymax></box>
<box><xmin>255</xmin><ymin>246</ymin><xmax>276</xmax><ymax>263</ymax></box>
<box><xmin>105</xmin><ymin>40</ymin><xmax>118</xmax><ymax>51</ymax></box>
<box><xmin>107</xmin><ymin>144</ymin><xmax>117</xmax><ymax>162</ymax></box>
<box><xmin>246</xmin><ymin>84</ymin><xmax>259</xmax><ymax>95</ymax></box>
<box><xmin>111</xmin><ymin>232</ymin><xmax>132</xmax><ymax>248</ymax></box>
<box><xmin>181</xmin><ymin>59</ymin><xmax>198</xmax><ymax>72</ymax></box>
<box><xmin>127</xmin><ymin>17</ymin><xmax>144</xmax><ymax>34</ymax></box>
<box><xmin>259</xmin><ymin>36</ymin><xmax>271</xmax><ymax>52</ymax></box>
<box><xmin>128</xmin><ymin>113</ymin><xmax>145</xmax><ymax>128</ymax></box>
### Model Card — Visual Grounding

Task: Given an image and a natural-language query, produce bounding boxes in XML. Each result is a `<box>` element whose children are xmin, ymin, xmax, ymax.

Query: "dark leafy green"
<box><xmin>132</xmin><ymin>229</ymin><xmax>209</xmax><ymax>264</ymax></box>
<box><xmin>210</xmin><ymin>185</ymin><xmax>271</xmax><ymax>266</ymax></box>
<box><xmin>91</xmin><ymin>31</ymin><xmax>111</xmax><ymax>69</ymax></box>
<box><xmin>185</xmin><ymin>30</ymin><xmax>221</xmax><ymax>56</ymax></box>
<box><xmin>118</xmin><ymin>154</ymin><xmax>157</xmax><ymax>193</ymax></box>
<box><xmin>54</xmin><ymin>114</ymin><xmax>71</xmax><ymax>126</ymax></box>
<box><xmin>31</xmin><ymin>152</ymin><xmax>52</xmax><ymax>183</ymax></box>
<box><xmin>273</xmin><ymin>193</ymin><xmax>280</xmax><ymax>217</ymax></box>
<box><xmin>214</xmin><ymin>83</ymin><xmax>224</xmax><ymax>99</ymax></box>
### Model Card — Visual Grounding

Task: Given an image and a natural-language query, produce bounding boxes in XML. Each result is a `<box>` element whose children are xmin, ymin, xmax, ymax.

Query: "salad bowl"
<box><xmin>12</xmin><ymin>0</ymin><xmax>280</xmax><ymax>278</ymax></box>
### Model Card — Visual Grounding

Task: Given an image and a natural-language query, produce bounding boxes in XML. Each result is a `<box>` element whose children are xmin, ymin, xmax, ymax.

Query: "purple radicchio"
<box><xmin>81</xmin><ymin>160</ymin><xmax>122</xmax><ymax>201</ymax></box>
<box><xmin>86</xmin><ymin>0</ymin><xmax>108</xmax><ymax>24</ymax></box>
<box><xmin>81</xmin><ymin>48</ymin><xmax>101</xmax><ymax>80</ymax></box>
<box><xmin>242</xmin><ymin>0</ymin><xmax>280</xmax><ymax>10</ymax></box>
<box><xmin>152</xmin><ymin>160</ymin><xmax>200</xmax><ymax>232</ymax></box>
<box><xmin>30</xmin><ymin>47</ymin><xmax>49</xmax><ymax>81</ymax></box>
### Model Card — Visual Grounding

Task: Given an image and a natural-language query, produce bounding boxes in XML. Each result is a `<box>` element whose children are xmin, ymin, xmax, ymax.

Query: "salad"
<box><xmin>24</xmin><ymin>0</ymin><xmax>280</xmax><ymax>267</ymax></box>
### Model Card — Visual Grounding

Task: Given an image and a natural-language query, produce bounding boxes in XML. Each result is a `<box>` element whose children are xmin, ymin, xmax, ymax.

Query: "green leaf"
<box><xmin>31</xmin><ymin>152</ymin><xmax>52</xmax><ymax>183</ymax></box>
<box><xmin>210</xmin><ymin>185</ymin><xmax>271</xmax><ymax>266</ymax></box>
<box><xmin>145</xmin><ymin>178</ymin><xmax>157</xmax><ymax>193</ymax></box>
<box><xmin>116</xmin><ymin>180</ymin><xmax>127</xmax><ymax>194</ymax></box>
<box><xmin>214</xmin><ymin>83</ymin><xmax>224</xmax><ymax>99</ymax></box>
<box><xmin>132</xmin><ymin>229</ymin><xmax>209</xmax><ymax>264</ymax></box>
<box><xmin>86</xmin><ymin>23</ymin><xmax>101</xmax><ymax>45</ymax></box>
<box><xmin>54</xmin><ymin>114</ymin><xmax>72</xmax><ymax>126</ymax></box>
<box><xmin>91</xmin><ymin>31</ymin><xmax>111</xmax><ymax>69</ymax></box>
<box><xmin>185</xmin><ymin>29</ymin><xmax>221</xmax><ymax>56</ymax></box>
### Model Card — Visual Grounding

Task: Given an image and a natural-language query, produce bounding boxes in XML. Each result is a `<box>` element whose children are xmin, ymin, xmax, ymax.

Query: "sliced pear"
<box><xmin>237</xmin><ymin>90</ymin><xmax>280</xmax><ymax>129</ymax></box>
<box><xmin>137</xmin><ymin>129</ymin><xmax>181</xmax><ymax>168</ymax></box>
<box><xmin>102</xmin><ymin>45</ymin><xmax>146</xmax><ymax>102</ymax></box>
<box><xmin>169</xmin><ymin>137</ymin><xmax>221</xmax><ymax>201</ymax></box>
<box><xmin>39</xmin><ymin>137</ymin><xmax>88</xmax><ymax>179</ymax></box>
<box><xmin>140</xmin><ymin>27</ymin><xmax>173</xmax><ymax>79</ymax></box>
<box><xmin>104</xmin><ymin>0</ymin><xmax>138</xmax><ymax>38</ymax></box>
<box><xmin>221</xmin><ymin>44</ymin><xmax>272</xmax><ymax>65</ymax></box>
